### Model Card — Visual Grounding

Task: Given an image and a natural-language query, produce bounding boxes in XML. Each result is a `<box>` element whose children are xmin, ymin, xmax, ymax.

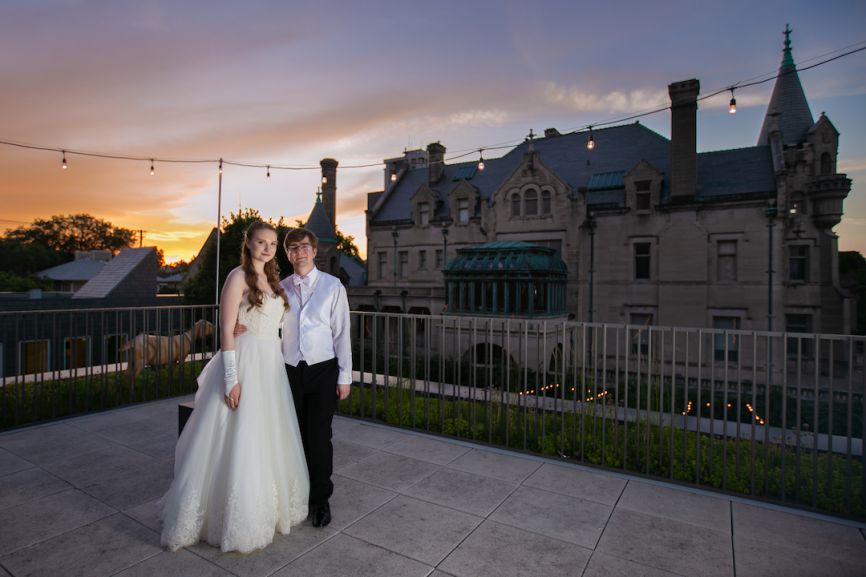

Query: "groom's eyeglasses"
<box><xmin>287</xmin><ymin>243</ymin><xmax>313</xmax><ymax>253</ymax></box>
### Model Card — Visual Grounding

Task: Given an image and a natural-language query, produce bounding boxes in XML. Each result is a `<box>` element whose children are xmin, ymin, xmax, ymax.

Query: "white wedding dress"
<box><xmin>161</xmin><ymin>295</ymin><xmax>309</xmax><ymax>553</ymax></box>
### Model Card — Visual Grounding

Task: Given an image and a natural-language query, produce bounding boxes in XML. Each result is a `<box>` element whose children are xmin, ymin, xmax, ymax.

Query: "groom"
<box><xmin>280</xmin><ymin>227</ymin><xmax>352</xmax><ymax>528</ymax></box>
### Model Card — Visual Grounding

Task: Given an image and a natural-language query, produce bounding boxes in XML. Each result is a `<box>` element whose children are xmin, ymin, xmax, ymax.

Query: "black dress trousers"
<box><xmin>285</xmin><ymin>358</ymin><xmax>338</xmax><ymax>507</ymax></box>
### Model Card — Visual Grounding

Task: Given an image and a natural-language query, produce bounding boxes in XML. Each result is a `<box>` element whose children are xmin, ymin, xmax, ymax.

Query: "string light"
<box><xmin>150</xmin><ymin>159</ymin><xmax>155</xmax><ymax>175</ymax></box>
<box><xmin>266</xmin><ymin>165</ymin><xmax>271</xmax><ymax>179</ymax></box>
<box><xmin>390</xmin><ymin>171</ymin><xmax>397</xmax><ymax>182</ymax></box>
<box><xmin>322</xmin><ymin>175</ymin><xmax>328</xmax><ymax>184</ymax></box>
<box><xmin>2</xmin><ymin>41</ymin><xmax>862</xmax><ymax>180</ymax></box>
<box><xmin>477</xmin><ymin>150</ymin><xmax>485</xmax><ymax>171</ymax></box>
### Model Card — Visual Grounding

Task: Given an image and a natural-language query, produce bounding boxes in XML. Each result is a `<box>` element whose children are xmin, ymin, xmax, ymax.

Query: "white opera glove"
<box><xmin>223</xmin><ymin>350</ymin><xmax>238</xmax><ymax>395</ymax></box>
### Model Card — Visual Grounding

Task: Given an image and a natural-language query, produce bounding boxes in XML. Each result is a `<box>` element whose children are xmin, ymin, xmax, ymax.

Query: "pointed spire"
<box><xmin>758</xmin><ymin>24</ymin><xmax>814</xmax><ymax>146</ymax></box>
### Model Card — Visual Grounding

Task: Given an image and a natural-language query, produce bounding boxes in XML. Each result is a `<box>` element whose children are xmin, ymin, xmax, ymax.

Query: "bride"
<box><xmin>161</xmin><ymin>221</ymin><xmax>309</xmax><ymax>553</ymax></box>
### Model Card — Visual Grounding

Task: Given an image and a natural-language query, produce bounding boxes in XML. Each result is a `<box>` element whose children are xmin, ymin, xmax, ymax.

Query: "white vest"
<box><xmin>280</xmin><ymin>268</ymin><xmax>352</xmax><ymax>385</ymax></box>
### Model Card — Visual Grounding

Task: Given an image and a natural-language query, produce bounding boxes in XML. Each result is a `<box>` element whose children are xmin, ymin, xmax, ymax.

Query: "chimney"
<box><xmin>668</xmin><ymin>79</ymin><xmax>700</xmax><ymax>200</ymax></box>
<box><xmin>320</xmin><ymin>158</ymin><xmax>338</xmax><ymax>229</ymax></box>
<box><xmin>427</xmin><ymin>142</ymin><xmax>446</xmax><ymax>185</ymax></box>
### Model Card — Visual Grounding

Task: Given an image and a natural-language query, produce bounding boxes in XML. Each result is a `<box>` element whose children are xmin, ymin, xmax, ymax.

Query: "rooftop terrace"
<box><xmin>1</xmin><ymin>396</ymin><xmax>865</xmax><ymax>577</ymax></box>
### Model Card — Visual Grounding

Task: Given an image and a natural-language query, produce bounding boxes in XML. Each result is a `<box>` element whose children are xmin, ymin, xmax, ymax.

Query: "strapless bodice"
<box><xmin>237</xmin><ymin>294</ymin><xmax>285</xmax><ymax>339</ymax></box>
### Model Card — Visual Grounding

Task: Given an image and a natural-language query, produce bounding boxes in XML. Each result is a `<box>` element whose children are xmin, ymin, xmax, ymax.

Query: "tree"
<box><xmin>183</xmin><ymin>209</ymin><xmax>292</xmax><ymax>304</ymax></box>
<box><xmin>0</xmin><ymin>236</ymin><xmax>61</xmax><ymax>276</ymax></box>
<box><xmin>6</xmin><ymin>214</ymin><xmax>136</xmax><ymax>261</ymax></box>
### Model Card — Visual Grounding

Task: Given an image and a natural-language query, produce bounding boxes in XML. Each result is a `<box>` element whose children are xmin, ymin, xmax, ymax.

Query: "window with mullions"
<box><xmin>418</xmin><ymin>250</ymin><xmax>427</xmax><ymax>270</ymax></box>
<box><xmin>541</xmin><ymin>190</ymin><xmax>551</xmax><ymax>215</ymax></box>
<box><xmin>398</xmin><ymin>251</ymin><xmax>409</xmax><ymax>279</ymax></box>
<box><xmin>717</xmin><ymin>240</ymin><xmax>737</xmax><ymax>281</ymax></box>
<box><xmin>634</xmin><ymin>242</ymin><xmax>651</xmax><ymax>280</ymax></box>
<box><xmin>629</xmin><ymin>313</ymin><xmax>653</xmax><ymax>355</ymax></box>
<box><xmin>786</xmin><ymin>314</ymin><xmax>814</xmax><ymax>359</ymax></box>
<box><xmin>525</xmin><ymin>188</ymin><xmax>538</xmax><ymax>216</ymax></box>
<box><xmin>713</xmin><ymin>316</ymin><xmax>739</xmax><ymax>362</ymax></box>
<box><xmin>511</xmin><ymin>193</ymin><xmax>521</xmax><ymax>217</ymax></box>
<box><xmin>377</xmin><ymin>251</ymin><xmax>387</xmax><ymax>281</ymax></box>
<box><xmin>789</xmin><ymin>245</ymin><xmax>809</xmax><ymax>282</ymax></box>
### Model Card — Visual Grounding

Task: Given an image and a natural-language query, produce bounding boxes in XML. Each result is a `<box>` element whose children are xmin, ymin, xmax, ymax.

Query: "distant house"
<box><xmin>35</xmin><ymin>250</ymin><xmax>112</xmax><ymax>292</ymax></box>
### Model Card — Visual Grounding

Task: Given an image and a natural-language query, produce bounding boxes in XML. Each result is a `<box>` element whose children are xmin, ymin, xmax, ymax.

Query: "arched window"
<box><xmin>525</xmin><ymin>188</ymin><xmax>538</xmax><ymax>216</ymax></box>
<box><xmin>820</xmin><ymin>152</ymin><xmax>832</xmax><ymax>175</ymax></box>
<box><xmin>511</xmin><ymin>193</ymin><xmax>521</xmax><ymax>217</ymax></box>
<box><xmin>541</xmin><ymin>190</ymin><xmax>551</xmax><ymax>214</ymax></box>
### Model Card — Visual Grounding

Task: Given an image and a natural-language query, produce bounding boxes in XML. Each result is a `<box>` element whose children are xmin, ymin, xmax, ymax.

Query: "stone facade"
<box><xmin>351</xmin><ymin>33</ymin><xmax>853</xmax><ymax>336</ymax></box>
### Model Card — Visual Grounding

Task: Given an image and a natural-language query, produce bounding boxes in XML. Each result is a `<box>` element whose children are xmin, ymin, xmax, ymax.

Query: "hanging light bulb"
<box><xmin>477</xmin><ymin>149</ymin><xmax>485</xmax><ymax>171</ymax></box>
<box><xmin>729</xmin><ymin>89</ymin><xmax>737</xmax><ymax>114</ymax></box>
<box><xmin>61</xmin><ymin>150</ymin><xmax>67</xmax><ymax>169</ymax></box>
<box><xmin>322</xmin><ymin>175</ymin><xmax>328</xmax><ymax>184</ymax></box>
<box><xmin>266</xmin><ymin>165</ymin><xmax>271</xmax><ymax>179</ymax></box>
<box><xmin>150</xmin><ymin>159</ymin><xmax>155</xmax><ymax>175</ymax></box>
<box><xmin>390</xmin><ymin>171</ymin><xmax>397</xmax><ymax>182</ymax></box>
<box><xmin>218</xmin><ymin>158</ymin><xmax>223</xmax><ymax>174</ymax></box>
<box><xmin>586</xmin><ymin>127</ymin><xmax>595</xmax><ymax>150</ymax></box>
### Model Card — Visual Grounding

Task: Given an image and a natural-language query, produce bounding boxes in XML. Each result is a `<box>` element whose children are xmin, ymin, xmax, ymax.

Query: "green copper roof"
<box><xmin>445</xmin><ymin>241</ymin><xmax>566</xmax><ymax>275</ymax></box>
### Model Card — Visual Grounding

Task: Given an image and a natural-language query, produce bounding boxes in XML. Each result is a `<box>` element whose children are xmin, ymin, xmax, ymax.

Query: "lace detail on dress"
<box><xmin>161</xmin><ymin>487</ymin><xmax>205</xmax><ymax>552</ymax></box>
<box><xmin>238</xmin><ymin>294</ymin><xmax>284</xmax><ymax>340</ymax></box>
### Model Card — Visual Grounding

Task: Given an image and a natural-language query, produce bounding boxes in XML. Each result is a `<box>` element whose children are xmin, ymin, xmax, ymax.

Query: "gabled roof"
<box><xmin>372</xmin><ymin>123</ymin><xmax>672</xmax><ymax>222</ymax></box>
<box><xmin>372</xmin><ymin>122</ymin><xmax>777</xmax><ymax>219</ymax></box>
<box><xmin>73</xmin><ymin>247</ymin><xmax>157</xmax><ymax>299</ymax></box>
<box><xmin>36</xmin><ymin>259</ymin><xmax>106</xmax><ymax>282</ymax></box>
<box><xmin>758</xmin><ymin>27</ymin><xmax>814</xmax><ymax>146</ymax></box>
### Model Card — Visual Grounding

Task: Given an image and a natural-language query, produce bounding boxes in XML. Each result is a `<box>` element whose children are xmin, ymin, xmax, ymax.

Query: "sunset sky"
<box><xmin>1</xmin><ymin>0</ymin><xmax>864</xmax><ymax>263</ymax></box>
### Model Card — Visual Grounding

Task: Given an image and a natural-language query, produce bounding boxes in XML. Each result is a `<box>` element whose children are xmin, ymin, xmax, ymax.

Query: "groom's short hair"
<box><xmin>283</xmin><ymin>227</ymin><xmax>318</xmax><ymax>251</ymax></box>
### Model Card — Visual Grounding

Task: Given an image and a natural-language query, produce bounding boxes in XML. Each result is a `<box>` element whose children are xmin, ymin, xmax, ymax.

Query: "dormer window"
<box><xmin>635</xmin><ymin>180</ymin><xmax>651</xmax><ymax>212</ymax></box>
<box><xmin>457</xmin><ymin>198</ymin><xmax>470</xmax><ymax>223</ymax></box>
<box><xmin>418</xmin><ymin>202</ymin><xmax>430</xmax><ymax>226</ymax></box>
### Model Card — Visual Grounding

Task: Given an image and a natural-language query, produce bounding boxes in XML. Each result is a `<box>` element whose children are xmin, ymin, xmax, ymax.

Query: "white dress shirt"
<box><xmin>280</xmin><ymin>267</ymin><xmax>352</xmax><ymax>385</ymax></box>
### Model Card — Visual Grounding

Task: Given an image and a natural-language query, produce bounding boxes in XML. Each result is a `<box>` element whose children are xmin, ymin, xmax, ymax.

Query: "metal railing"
<box><xmin>1</xmin><ymin>306</ymin><xmax>863</xmax><ymax>518</ymax></box>
<box><xmin>342</xmin><ymin>312</ymin><xmax>866</xmax><ymax>519</ymax></box>
<box><xmin>0</xmin><ymin>305</ymin><xmax>217</xmax><ymax>428</ymax></box>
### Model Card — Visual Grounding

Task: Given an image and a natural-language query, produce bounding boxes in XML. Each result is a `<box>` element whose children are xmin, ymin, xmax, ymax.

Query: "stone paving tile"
<box><xmin>336</xmin><ymin>421</ymin><xmax>407</xmax><ymax>449</ymax></box>
<box><xmin>0</xmin><ymin>448</ymin><xmax>34</xmax><ymax>477</ymax></box>
<box><xmin>332</xmin><ymin>439</ymin><xmax>378</xmax><ymax>471</ymax></box>
<box><xmin>490</xmin><ymin>485</ymin><xmax>612</xmax><ymax>549</ymax></box>
<box><xmin>272</xmin><ymin>533</ymin><xmax>432</xmax><ymax>577</ymax></box>
<box><xmin>38</xmin><ymin>441</ymin><xmax>158</xmax><ymax>487</ymax></box>
<box><xmin>0</xmin><ymin>513</ymin><xmax>161</xmax><ymax>577</ymax></box>
<box><xmin>403</xmin><ymin>467</ymin><xmax>517</xmax><ymax>518</ymax></box>
<box><xmin>523</xmin><ymin>462</ymin><xmax>626</xmax><ymax>506</ymax></box>
<box><xmin>0</xmin><ymin>467</ymin><xmax>69</xmax><ymax>511</ymax></box>
<box><xmin>192</xmin><ymin>523</ymin><xmax>338</xmax><ymax>577</ymax></box>
<box><xmin>446</xmin><ymin>448</ymin><xmax>541</xmax><ymax>484</ymax></box>
<box><xmin>732</xmin><ymin>502</ymin><xmax>866</xmax><ymax>563</ymax></box>
<box><xmin>383</xmin><ymin>433</ymin><xmax>472</xmax><ymax>465</ymax></box>
<box><xmin>336</xmin><ymin>450</ymin><xmax>440</xmax><ymax>492</ymax></box>
<box><xmin>0</xmin><ymin>422</ymin><xmax>113</xmax><ymax>467</ymax></box>
<box><xmin>115</xmin><ymin>549</ymin><xmax>234</xmax><ymax>577</ymax></box>
<box><xmin>121</xmin><ymin>429</ymin><xmax>180</xmax><ymax>460</ymax></box>
<box><xmin>582</xmin><ymin>551</ymin><xmax>685</xmax><ymax>577</ymax></box>
<box><xmin>124</xmin><ymin>498</ymin><xmax>163</xmax><ymax>534</ymax></box>
<box><xmin>0</xmin><ymin>489</ymin><xmax>115</xmax><ymax>556</ymax></box>
<box><xmin>617</xmin><ymin>480</ymin><xmax>731</xmax><ymax>534</ymax></box>
<box><xmin>0</xmin><ymin>565</ymin><xmax>10</xmax><ymax>577</ymax></box>
<box><xmin>596</xmin><ymin>508</ymin><xmax>733</xmax><ymax>577</ymax></box>
<box><xmin>344</xmin><ymin>495</ymin><xmax>482</xmax><ymax>565</ymax></box>
<box><xmin>327</xmin><ymin>474</ymin><xmax>398</xmax><ymax>531</ymax></box>
<box><xmin>64</xmin><ymin>407</ymin><xmax>151</xmax><ymax>434</ymax></box>
<box><xmin>439</xmin><ymin>519</ymin><xmax>592</xmax><ymax>577</ymax></box>
<box><xmin>733</xmin><ymin>533</ymin><xmax>865</xmax><ymax>577</ymax></box>
<box><xmin>82</xmin><ymin>456</ymin><xmax>174</xmax><ymax>511</ymax></box>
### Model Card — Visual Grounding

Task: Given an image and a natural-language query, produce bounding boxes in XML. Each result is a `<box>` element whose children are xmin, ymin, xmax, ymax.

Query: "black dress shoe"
<box><xmin>312</xmin><ymin>502</ymin><xmax>331</xmax><ymax>528</ymax></box>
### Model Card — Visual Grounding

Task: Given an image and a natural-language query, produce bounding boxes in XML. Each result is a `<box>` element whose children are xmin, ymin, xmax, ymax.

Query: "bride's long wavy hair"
<box><xmin>240</xmin><ymin>221</ymin><xmax>289</xmax><ymax>311</ymax></box>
